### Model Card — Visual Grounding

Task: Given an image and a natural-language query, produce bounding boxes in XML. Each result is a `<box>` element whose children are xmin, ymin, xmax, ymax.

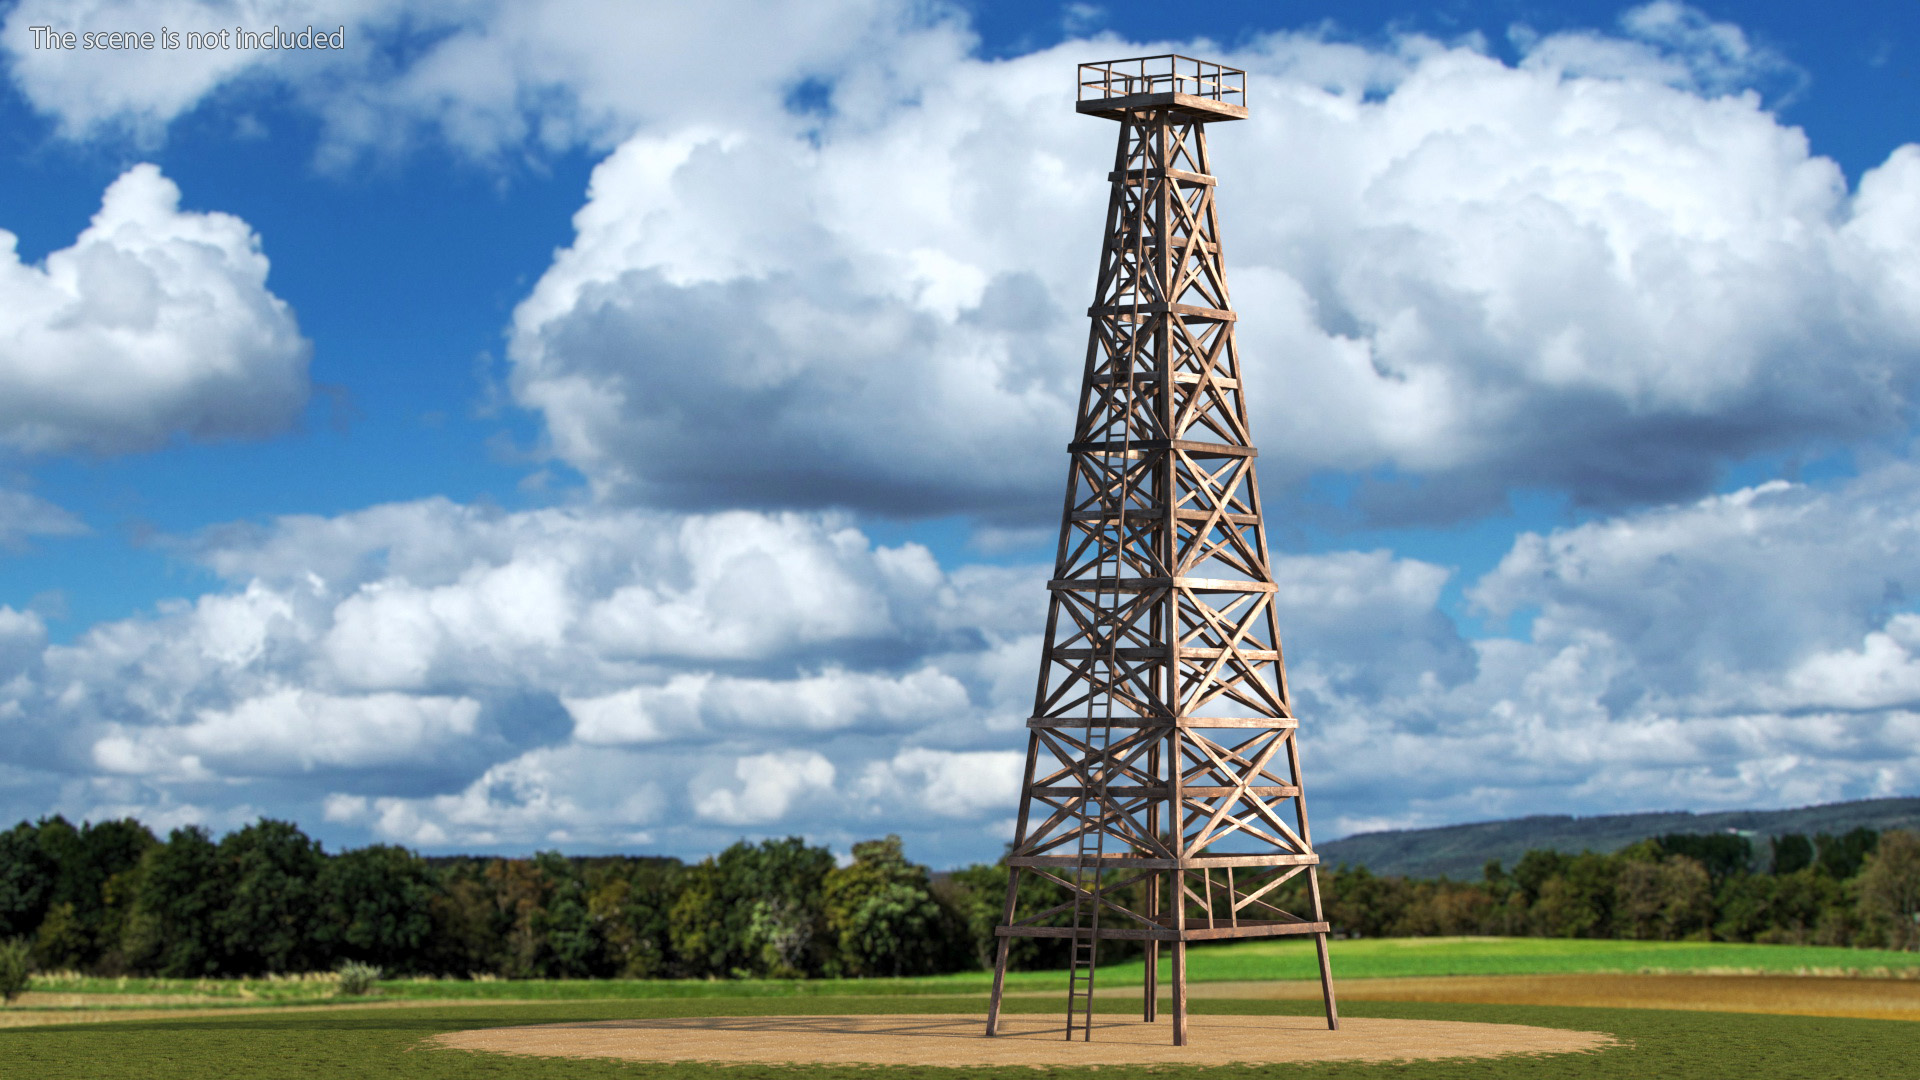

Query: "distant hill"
<box><xmin>1317</xmin><ymin>797</ymin><xmax>1920</xmax><ymax>881</ymax></box>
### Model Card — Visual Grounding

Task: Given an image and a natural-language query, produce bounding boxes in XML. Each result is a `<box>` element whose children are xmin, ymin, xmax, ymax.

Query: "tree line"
<box><xmin>1297</xmin><ymin>829</ymin><xmax>1920</xmax><ymax>949</ymax></box>
<box><xmin>0</xmin><ymin>818</ymin><xmax>996</xmax><ymax>979</ymax></box>
<box><xmin>1</xmin><ymin>817</ymin><xmax>1915</xmax><ymax>980</ymax></box>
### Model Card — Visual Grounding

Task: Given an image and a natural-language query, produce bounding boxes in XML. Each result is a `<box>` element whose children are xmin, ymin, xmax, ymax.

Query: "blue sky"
<box><xmin>1</xmin><ymin>0</ymin><xmax>1917</xmax><ymax>865</ymax></box>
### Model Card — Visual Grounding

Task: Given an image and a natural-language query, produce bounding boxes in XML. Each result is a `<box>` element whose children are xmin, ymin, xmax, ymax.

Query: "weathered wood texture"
<box><xmin>984</xmin><ymin>55</ymin><xmax>1339</xmax><ymax>1046</ymax></box>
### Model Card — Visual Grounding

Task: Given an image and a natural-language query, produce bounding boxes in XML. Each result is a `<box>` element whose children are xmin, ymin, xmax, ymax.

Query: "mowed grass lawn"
<box><xmin>4</xmin><ymin>996</ymin><xmax>1917</xmax><ymax>1080</ymax></box>
<box><xmin>6</xmin><ymin>939</ymin><xmax>1919</xmax><ymax>1079</ymax></box>
<box><xmin>21</xmin><ymin>935</ymin><xmax>1920</xmax><ymax>1006</ymax></box>
<box><xmin>1146</xmin><ymin>933</ymin><xmax>1920</xmax><ymax>982</ymax></box>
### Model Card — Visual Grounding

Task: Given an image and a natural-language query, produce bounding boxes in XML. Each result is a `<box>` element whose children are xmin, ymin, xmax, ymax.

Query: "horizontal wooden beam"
<box><xmin>1032</xmin><ymin>785</ymin><xmax>1301</xmax><ymax>798</ymax></box>
<box><xmin>1026</xmin><ymin>716</ymin><xmax>1297</xmax><ymax>730</ymax></box>
<box><xmin>1082</xmin><ymin>373</ymin><xmax>1242</xmax><ymax>390</ymax></box>
<box><xmin>1048</xmin><ymin>646</ymin><xmax>1282</xmax><ymax>661</ymax></box>
<box><xmin>995</xmin><ymin>920</ymin><xmax>1327</xmax><ymax>942</ymax></box>
<box><xmin>1075</xmin><ymin>92</ymin><xmax>1249</xmax><ymax>122</ymax></box>
<box><xmin>1048</xmin><ymin>576</ymin><xmax>1274</xmax><ymax>593</ymax></box>
<box><xmin>1010</xmin><ymin>853</ymin><xmax>1317</xmax><ymax>870</ymax></box>
<box><xmin>1108</xmin><ymin>167</ymin><xmax>1216</xmax><ymax>187</ymax></box>
<box><xmin>1088</xmin><ymin>302</ymin><xmax>1237</xmax><ymax>322</ymax></box>
<box><xmin>1068</xmin><ymin>508</ymin><xmax>1258</xmax><ymax>525</ymax></box>
<box><xmin>1068</xmin><ymin>438</ymin><xmax>1255</xmax><ymax>457</ymax></box>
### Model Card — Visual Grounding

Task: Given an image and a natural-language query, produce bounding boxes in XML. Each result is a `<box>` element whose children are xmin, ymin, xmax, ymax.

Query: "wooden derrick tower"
<box><xmin>984</xmin><ymin>56</ymin><xmax>1338</xmax><ymax>1047</ymax></box>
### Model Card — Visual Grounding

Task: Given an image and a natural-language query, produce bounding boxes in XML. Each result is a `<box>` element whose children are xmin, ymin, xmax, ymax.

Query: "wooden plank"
<box><xmin>1010</xmin><ymin>853</ymin><xmax>1318</xmax><ymax>870</ymax></box>
<box><xmin>1107</xmin><ymin>167</ymin><xmax>1217</xmax><ymax>187</ymax></box>
<box><xmin>1046</xmin><ymin>645</ymin><xmax>1283</xmax><ymax>661</ymax></box>
<box><xmin>1067</xmin><ymin>437</ymin><xmax>1256</xmax><ymax>457</ymax></box>
<box><xmin>1032</xmin><ymin>784</ymin><xmax>1302</xmax><ymax>798</ymax></box>
<box><xmin>993</xmin><ymin>919</ymin><xmax>1328</xmax><ymax>942</ymax></box>
<box><xmin>1087</xmin><ymin>301</ymin><xmax>1238</xmax><ymax>322</ymax></box>
<box><xmin>1076</xmin><ymin>92</ymin><xmax>1249</xmax><ymax>122</ymax></box>
<box><xmin>1179</xmin><ymin>920</ymin><xmax>1330</xmax><ymax>941</ymax></box>
<box><xmin>1069</xmin><ymin>507</ymin><xmax>1259</xmax><ymax>525</ymax></box>
<box><xmin>1048</xmin><ymin>576</ymin><xmax>1275</xmax><ymax>593</ymax></box>
<box><xmin>1173</xmin><ymin>372</ymin><xmax>1239</xmax><ymax>388</ymax></box>
<box><xmin>1026</xmin><ymin>716</ymin><xmax>1296</xmax><ymax>730</ymax></box>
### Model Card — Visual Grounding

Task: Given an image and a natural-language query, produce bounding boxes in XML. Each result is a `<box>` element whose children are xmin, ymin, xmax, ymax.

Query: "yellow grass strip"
<box><xmin>1172</xmin><ymin>974</ymin><xmax>1920</xmax><ymax>1022</ymax></box>
<box><xmin>0</xmin><ymin>999</ymin><xmax>548</xmax><ymax>1029</ymax></box>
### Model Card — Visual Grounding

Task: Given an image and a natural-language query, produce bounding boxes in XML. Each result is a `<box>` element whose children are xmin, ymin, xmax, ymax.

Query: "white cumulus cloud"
<box><xmin>694</xmin><ymin>749</ymin><xmax>837</xmax><ymax>825</ymax></box>
<box><xmin>92</xmin><ymin>688</ymin><xmax>481</xmax><ymax>777</ymax></box>
<box><xmin>0</xmin><ymin>164</ymin><xmax>309</xmax><ymax>454</ymax></box>
<box><xmin>858</xmin><ymin>747</ymin><xmax>1024</xmax><ymax>818</ymax></box>
<box><xmin>503</xmin><ymin>26</ymin><xmax>1920</xmax><ymax>524</ymax></box>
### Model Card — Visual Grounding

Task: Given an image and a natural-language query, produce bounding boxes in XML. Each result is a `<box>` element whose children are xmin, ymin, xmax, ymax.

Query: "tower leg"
<box><xmin>1306</xmin><ymin>868</ymin><xmax>1340</xmax><ymax>1030</ymax></box>
<box><xmin>1143</xmin><ymin>869</ymin><xmax>1159</xmax><ymax>1021</ymax></box>
<box><xmin>1143</xmin><ymin>940</ymin><xmax>1158</xmax><ymax>1021</ymax></box>
<box><xmin>1171</xmin><ymin>940</ymin><xmax>1188</xmax><ymax>1046</ymax></box>
<box><xmin>986</xmin><ymin>866</ymin><xmax>1024</xmax><ymax>1036</ymax></box>
<box><xmin>986</xmin><ymin>937</ymin><xmax>1012</xmax><ymax>1035</ymax></box>
<box><xmin>1313</xmin><ymin>933</ymin><xmax>1339</xmax><ymax>1031</ymax></box>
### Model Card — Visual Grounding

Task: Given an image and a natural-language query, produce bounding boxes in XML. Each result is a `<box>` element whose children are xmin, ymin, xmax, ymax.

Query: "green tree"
<box><xmin>940</xmin><ymin>861</ymin><xmax>1019</xmax><ymax>971</ymax></box>
<box><xmin>533</xmin><ymin>853</ymin><xmax>599</xmax><ymax>978</ymax></box>
<box><xmin>938</xmin><ymin>854</ymin><xmax>1146</xmax><ymax>973</ymax></box>
<box><xmin>31</xmin><ymin>903</ymin><xmax>87</xmax><ymax>970</ymax></box>
<box><xmin>1815</xmin><ymin>827</ymin><xmax>1880</xmax><ymax>881</ymax></box>
<box><xmin>1616</xmin><ymin>855</ymin><xmax>1713</xmax><ymax>940</ymax></box>
<box><xmin>212</xmin><ymin>819</ymin><xmax>324</xmax><ymax>974</ymax></box>
<box><xmin>821</xmin><ymin>836</ymin><xmax>962</xmax><ymax>977</ymax></box>
<box><xmin>668</xmin><ymin>838</ymin><xmax>834</xmax><ymax>978</ymax></box>
<box><xmin>1731</xmin><ymin>866</ymin><xmax>1843</xmax><ymax>944</ymax></box>
<box><xmin>0</xmin><ymin>822</ymin><xmax>55</xmax><ymax>940</ymax></box>
<box><xmin>1655</xmin><ymin>833</ymin><xmax>1752</xmax><ymax>883</ymax></box>
<box><xmin>1714</xmin><ymin>871</ymin><xmax>1778</xmax><ymax>941</ymax></box>
<box><xmin>425</xmin><ymin>861</ymin><xmax>504</xmax><ymax>976</ymax></box>
<box><xmin>1512</xmin><ymin>849</ymin><xmax>1570</xmax><ymax>906</ymax></box>
<box><xmin>1322</xmin><ymin>865</ymin><xmax>1415</xmax><ymax>938</ymax></box>
<box><xmin>1770</xmin><ymin>833</ymin><xmax>1813</xmax><ymax>875</ymax></box>
<box><xmin>486</xmin><ymin>856</ymin><xmax>556</xmax><ymax>978</ymax></box>
<box><xmin>0</xmin><ymin>937</ymin><xmax>30</xmax><ymax>1003</ymax></box>
<box><xmin>65</xmin><ymin>819</ymin><xmax>157</xmax><ymax>973</ymax></box>
<box><xmin>1529</xmin><ymin>852</ymin><xmax>1617</xmax><ymax>938</ymax></box>
<box><xmin>127</xmin><ymin>826</ymin><xmax>226</xmax><ymax>976</ymax></box>
<box><xmin>2</xmin><ymin>817</ymin><xmax>153</xmax><ymax>970</ymax></box>
<box><xmin>729</xmin><ymin>838</ymin><xmax>834</xmax><ymax>977</ymax></box>
<box><xmin>666</xmin><ymin>860</ymin><xmax>726</xmax><ymax>976</ymax></box>
<box><xmin>1857</xmin><ymin>829</ymin><xmax>1920</xmax><ymax>950</ymax></box>
<box><xmin>1394</xmin><ymin>879</ymin><xmax>1495</xmax><ymax>936</ymax></box>
<box><xmin>1483</xmin><ymin>860</ymin><xmax>1522</xmax><ymax>935</ymax></box>
<box><xmin>584</xmin><ymin>858</ymin><xmax>683</xmax><ymax>978</ymax></box>
<box><xmin>316</xmin><ymin>845</ymin><xmax>436</xmax><ymax>973</ymax></box>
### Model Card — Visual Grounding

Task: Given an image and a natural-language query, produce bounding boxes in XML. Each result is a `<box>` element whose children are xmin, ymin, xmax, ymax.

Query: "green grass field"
<box><xmin>3</xmin><ymin>995</ymin><xmax>1916</xmax><ymax>1080</ymax></box>
<box><xmin>20</xmin><ymin>936</ymin><xmax>1919</xmax><ymax>1008</ymax></box>
<box><xmin>7</xmin><ymin>939</ymin><xmax>1918</xmax><ymax>1079</ymax></box>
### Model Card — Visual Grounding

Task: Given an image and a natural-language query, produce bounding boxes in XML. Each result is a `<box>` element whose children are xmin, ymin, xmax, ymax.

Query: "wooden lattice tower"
<box><xmin>984</xmin><ymin>56</ymin><xmax>1338</xmax><ymax>1047</ymax></box>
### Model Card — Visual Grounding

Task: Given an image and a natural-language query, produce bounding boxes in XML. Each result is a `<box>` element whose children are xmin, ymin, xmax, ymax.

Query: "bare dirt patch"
<box><xmin>431</xmin><ymin>1013</ymin><xmax>1614</xmax><ymax>1066</ymax></box>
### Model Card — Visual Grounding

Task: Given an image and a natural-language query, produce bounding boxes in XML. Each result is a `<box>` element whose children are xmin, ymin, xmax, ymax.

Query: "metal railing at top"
<box><xmin>1078</xmin><ymin>55</ymin><xmax>1245</xmax><ymax>105</ymax></box>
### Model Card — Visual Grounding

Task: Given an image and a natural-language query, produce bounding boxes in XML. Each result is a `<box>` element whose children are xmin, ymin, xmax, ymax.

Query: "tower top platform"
<box><xmin>1076</xmin><ymin>54</ymin><xmax>1247</xmax><ymax>122</ymax></box>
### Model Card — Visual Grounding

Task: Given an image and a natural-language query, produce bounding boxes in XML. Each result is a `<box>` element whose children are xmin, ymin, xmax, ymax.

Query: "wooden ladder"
<box><xmin>1064</xmin><ymin>698</ymin><xmax>1112</xmax><ymax>1040</ymax></box>
<box><xmin>1066</xmin><ymin>209</ymin><xmax>1142</xmax><ymax>1038</ymax></box>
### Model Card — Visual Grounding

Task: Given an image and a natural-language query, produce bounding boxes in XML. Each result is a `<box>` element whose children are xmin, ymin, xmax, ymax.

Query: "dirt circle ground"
<box><xmin>432</xmin><ymin>1013</ymin><xmax>1616</xmax><ymax>1066</ymax></box>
